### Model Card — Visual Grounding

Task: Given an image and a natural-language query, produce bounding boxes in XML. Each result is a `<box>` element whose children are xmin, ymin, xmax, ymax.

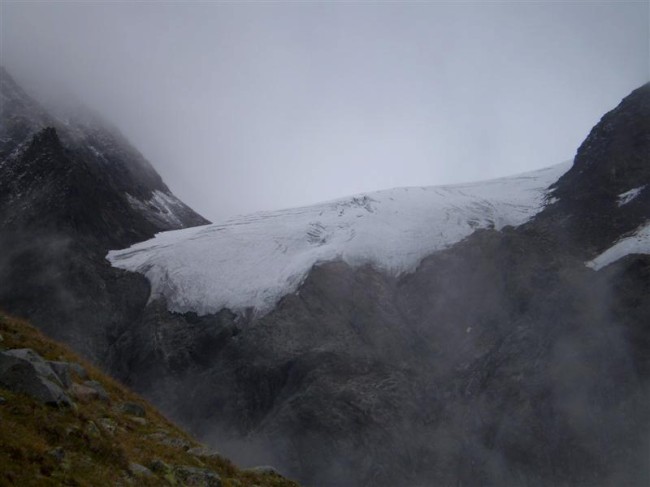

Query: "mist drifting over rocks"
<box><xmin>109</xmin><ymin>84</ymin><xmax>649</xmax><ymax>486</ymax></box>
<box><xmin>0</xmin><ymin>66</ymin><xmax>648</xmax><ymax>487</ymax></box>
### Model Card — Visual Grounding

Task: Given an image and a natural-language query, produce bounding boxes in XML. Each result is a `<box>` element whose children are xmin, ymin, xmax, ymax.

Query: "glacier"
<box><xmin>107</xmin><ymin>162</ymin><xmax>571</xmax><ymax>316</ymax></box>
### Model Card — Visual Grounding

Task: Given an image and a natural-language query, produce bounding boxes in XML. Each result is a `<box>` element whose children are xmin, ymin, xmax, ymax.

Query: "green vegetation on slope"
<box><xmin>0</xmin><ymin>313</ymin><xmax>298</xmax><ymax>487</ymax></box>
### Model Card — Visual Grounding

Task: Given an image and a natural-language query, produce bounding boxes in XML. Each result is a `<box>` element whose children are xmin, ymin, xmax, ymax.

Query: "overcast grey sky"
<box><xmin>1</xmin><ymin>1</ymin><xmax>648</xmax><ymax>221</ymax></box>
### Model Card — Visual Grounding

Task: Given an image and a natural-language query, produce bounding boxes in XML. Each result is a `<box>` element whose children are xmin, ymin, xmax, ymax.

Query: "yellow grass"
<box><xmin>0</xmin><ymin>313</ymin><xmax>298</xmax><ymax>487</ymax></box>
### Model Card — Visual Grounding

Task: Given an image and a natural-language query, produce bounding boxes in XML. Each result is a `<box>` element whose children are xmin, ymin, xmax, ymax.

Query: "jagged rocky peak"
<box><xmin>0</xmin><ymin>67</ymin><xmax>209</xmax><ymax>247</ymax></box>
<box><xmin>553</xmin><ymin>82</ymin><xmax>650</xmax><ymax>200</ymax></box>
<box><xmin>539</xmin><ymin>82</ymin><xmax>650</xmax><ymax>255</ymax></box>
<box><xmin>0</xmin><ymin>67</ymin><xmax>56</xmax><ymax>158</ymax></box>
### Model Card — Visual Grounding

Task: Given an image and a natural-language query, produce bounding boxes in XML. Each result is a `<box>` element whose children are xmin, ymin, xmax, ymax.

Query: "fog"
<box><xmin>1</xmin><ymin>1</ymin><xmax>648</xmax><ymax>221</ymax></box>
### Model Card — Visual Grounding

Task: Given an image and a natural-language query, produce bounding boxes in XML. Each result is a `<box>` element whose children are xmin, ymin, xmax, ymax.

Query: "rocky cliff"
<box><xmin>0</xmin><ymin>67</ymin><xmax>208</xmax><ymax>361</ymax></box>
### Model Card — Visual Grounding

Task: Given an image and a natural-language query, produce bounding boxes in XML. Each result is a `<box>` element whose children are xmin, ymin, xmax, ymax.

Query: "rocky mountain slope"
<box><xmin>0</xmin><ymin>66</ymin><xmax>208</xmax><ymax>247</ymax></box>
<box><xmin>107</xmin><ymin>84</ymin><xmax>650</xmax><ymax>487</ymax></box>
<box><xmin>0</xmin><ymin>67</ymin><xmax>208</xmax><ymax>361</ymax></box>
<box><xmin>0</xmin><ymin>313</ymin><xmax>297</xmax><ymax>486</ymax></box>
<box><xmin>0</xmin><ymin>65</ymin><xmax>648</xmax><ymax>487</ymax></box>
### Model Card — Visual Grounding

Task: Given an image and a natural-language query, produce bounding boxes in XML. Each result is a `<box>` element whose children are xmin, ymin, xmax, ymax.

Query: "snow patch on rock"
<box><xmin>587</xmin><ymin>221</ymin><xmax>650</xmax><ymax>270</ymax></box>
<box><xmin>617</xmin><ymin>185</ymin><xmax>646</xmax><ymax>206</ymax></box>
<box><xmin>126</xmin><ymin>190</ymin><xmax>188</xmax><ymax>228</ymax></box>
<box><xmin>108</xmin><ymin>162</ymin><xmax>571</xmax><ymax>316</ymax></box>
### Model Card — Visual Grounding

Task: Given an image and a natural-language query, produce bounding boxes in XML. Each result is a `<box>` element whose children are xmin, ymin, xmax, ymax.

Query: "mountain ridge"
<box><xmin>0</xmin><ymin>66</ymin><xmax>209</xmax><ymax>248</ymax></box>
<box><xmin>1</xmin><ymin>67</ymin><xmax>648</xmax><ymax>486</ymax></box>
<box><xmin>108</xmin><ymin>82</ymin><xmax>649</xmax><ymax>486</ymax></box>
<box><xmin>0</xmin><ymin>67</ymin><xmax>208</xmax><ymax>362</ymax></box>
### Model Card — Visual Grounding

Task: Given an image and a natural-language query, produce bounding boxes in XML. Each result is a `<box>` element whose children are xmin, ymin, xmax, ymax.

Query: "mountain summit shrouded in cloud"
<box><xmin>0</xmin><ymin>67</ymin><xmax>209</xmax><ymax>365</ymax></box>
<box><xmin>0</xmin><ymin>66</ymin><xmax>209</xmax><ymax>248</ymax></box>
<box><xmin>98</xmin><ymin>83</ymin><xmax>650</xmax><ymax>487</ymax></box>
<box><xmin>4</xmin><ymin>68</ymin><xmax>648</xmax><ymax>486</ymax></box>
<box><xmin>1</xmin><ymin>3</ymin><xmax>649</xmax><ymax>486</ymax></box>
<box><xmin>2</xmin><ymin>2</ymin><xmax>647</xmax><ymax>220</ymax></box>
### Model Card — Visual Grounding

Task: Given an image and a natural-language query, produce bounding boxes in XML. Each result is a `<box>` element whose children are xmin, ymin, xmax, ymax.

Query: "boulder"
<box><xmin>47</xmin><ymin>361</ymin><xmax>88</xmax><ymax>387</ymax></box>
<box><xmin>47</xmin><ymin>361</ymin><xmax>73</xmax><ymax>388</ymax></box>
<box><xmin>0</xmin><ymin>349</ymin><xmax>71</xmax><ymax>406</ymax></box>
<box><xmin>83</xmin><ymin>380</ymin><xmax>109</xmax><ymax>401</ymax></box>
<box><xmin>127</xmin><ymin>416</ymin><xmax>147</xmax><ymax>426</ymax></box>
<box><xmin>187</xmin><ymin>446</ymin><xmax>221</xmax><ymax>459</ymax></box>
<box><xmin>146</xmin><ymin>431</ymin><xmax>192</xmax><ymax>450</ymax></box>
<box><xmin>70</xmin><ymin>383</ymin><xmax>101</xmax><ymax>402</ymax></box>
<box><xmin>3</xmin><ymin>349</ymin><xmax>63</xmax><ymax>386</ymax></box>
<box><xmin>173</xmin><ymin>465</ymin><xmax>222</xmax><ymax>487</ymax></box>
<box><xmin>119</xmin><ymin>402</ymin><xmax>146</xmax><ymax>417</ymax></box>
<box><xmin>128</xmin><ymin>462</ymin><xmax>154</xmax><ymax>478</ymax></box>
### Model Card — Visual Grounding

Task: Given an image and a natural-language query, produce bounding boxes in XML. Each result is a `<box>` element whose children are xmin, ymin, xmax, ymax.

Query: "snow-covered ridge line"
<box><xmin>107</xmin><ymin>162</ymin><xmax>571</xmax><ymax>316</ymax></box>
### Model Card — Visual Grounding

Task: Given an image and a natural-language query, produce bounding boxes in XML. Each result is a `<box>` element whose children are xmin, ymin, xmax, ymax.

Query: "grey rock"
<box><xmin>0</xmin><ymin>349</ymin><xmax>71</xmax><ymax>406</ymax></box>
<box><xmin>187</xmin><ymin>446</ymin><xmax>220</xmax><ymax>459</ymax></box>
<box><xmin>0</xmin><ymin>396</ymin><xmax>5</xmax><ymax>404</ymax></box>
<box><xmin>47</xmin><ymin>361</ymin><xmax>88</xmax><ymax>388</ymax></box>
<box><xmin>173</xmin><ymin>465</ymin><xmax>222</xmax><ymax>487</ymax></box>
<box><xmin>3</xmin><ymin>349</ymin><xmax>63</xmax><ymax>386</ymax></box>
<box><xmin>127</xmin><ymin>416</ymin><xmax>147</xmax><ymax>426</ymax></box>
<box><xmin>82</xmin><ymin>380</ymin><xmax>109</xmax><ymax>401</ymax></box>
<box><xmin>245</xmin><ymin>466</ymin><xmax>282</xmax><ymax>476</ymax></box>
<box><xmin>128</xmin><ymin>462</ymin><xmax>153</xmax><ymax>478</ymax></box>
<box><xmin>119</xmin><ymin>402</ymin><xmax>146</xmax><ymax>417</ymax></box>
<box><xmin>70</xmin><ymin>382</ymin><xmax>101</xmax><ymax>402</ymax></box>
<box><xmin>47</xmin><ymin>361</ymin><xmax>73</xmax><ymax>388</ymax></box>
<box><xmin>146</xmin><ymin>431</ymin><xmax>191</xmax><ymax>450</ymax></box>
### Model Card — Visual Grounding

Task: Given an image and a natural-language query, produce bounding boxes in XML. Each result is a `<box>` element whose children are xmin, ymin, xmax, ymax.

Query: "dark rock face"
<box><xmin>112</xmin><ymin>84</ymin><xmax>650</xmax><ymax>487</ymax></box>
<box><xmin>0</xmin><ymin>68</ymin><xmax>209</xmax><ymax>360</ymax></box>
<box><xmin>0</xmin><ymin>348</ymin><xmax>72</xmax><ymax>406</ymax></box>
<box><xmin>173</xmin><ymin>465</ymin><xmax>222</xmax><ymax>487</ymax></box>
<box><xmin>541</xmin><ymin>82</ymin><xmax>650</xmax><ymax>256</ymax></box>
<box><xmin>0</xmin><ymin>68</ymin><xmax>209</xmax><ymax>248</ymax></box>
<box><xmin>122</xmin><ymin>254</ymin><xmax>649</xmax><ymax>486</ymax></box>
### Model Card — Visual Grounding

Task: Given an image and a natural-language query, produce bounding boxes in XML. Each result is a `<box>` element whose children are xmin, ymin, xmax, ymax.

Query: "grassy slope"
<box><xmin>0</xmin><ymin>313</ymin><xmax>298</xmax><ymax>487</ymax></box>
